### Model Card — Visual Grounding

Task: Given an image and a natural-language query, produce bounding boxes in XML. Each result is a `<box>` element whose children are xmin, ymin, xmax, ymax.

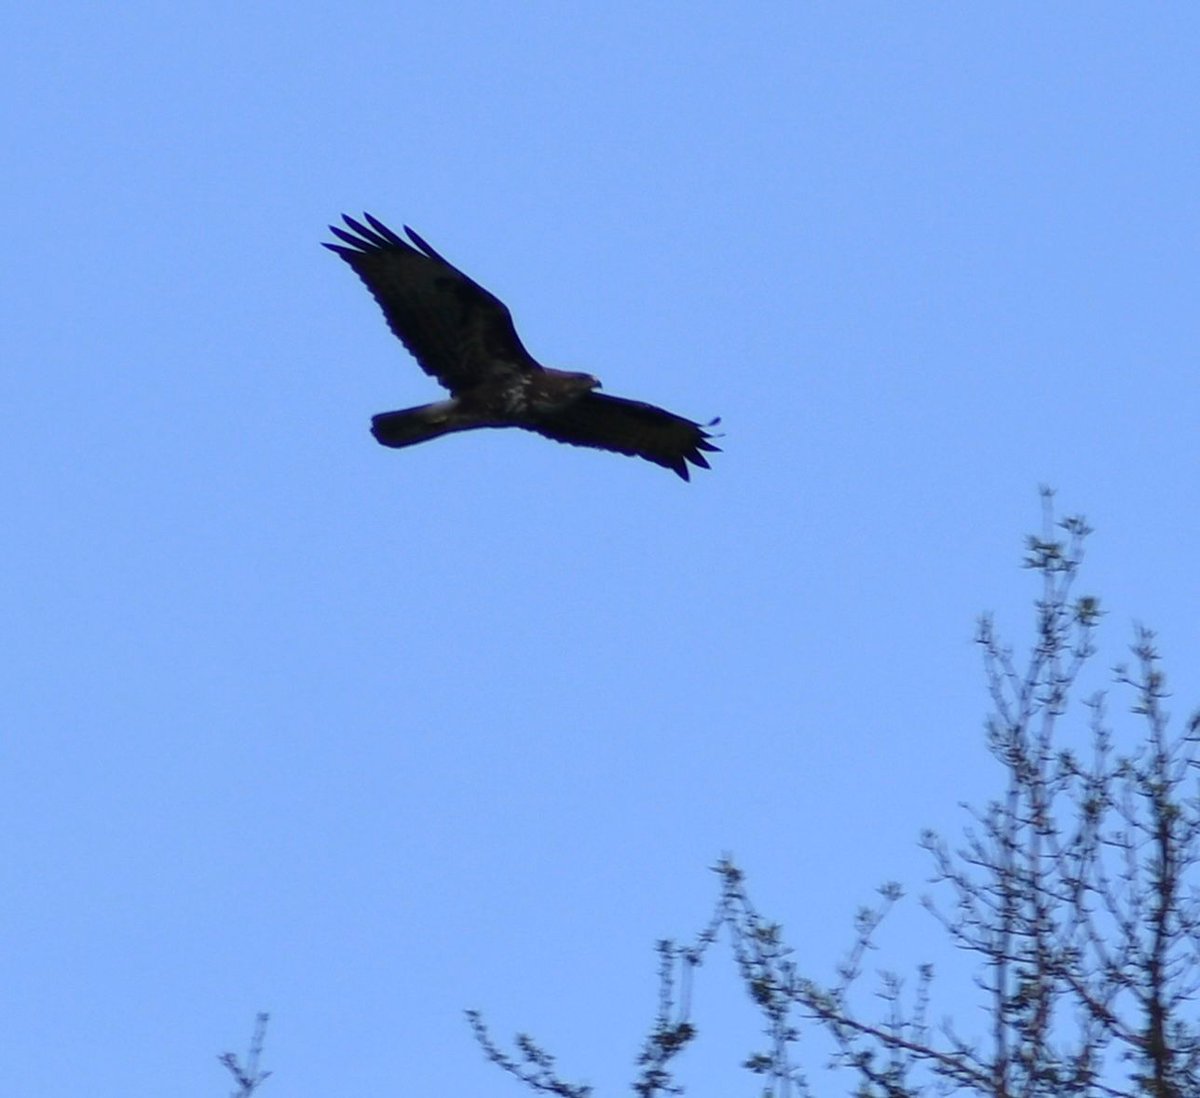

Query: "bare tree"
<box><xmin>472</xmin><ymin>491</ymin><xmax>1200</xmax><ymax>1097</ymax></box>
<box><xmin>219</xmin><ymin>1012</ymin><xmax>272</xmax><ymax>1097</ymax></box>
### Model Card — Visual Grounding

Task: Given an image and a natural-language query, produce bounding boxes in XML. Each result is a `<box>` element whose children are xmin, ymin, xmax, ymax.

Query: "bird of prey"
<box><xmin>324</xmin><ymin>214</ymin><xmax>718</xmax><ymax>479</ymax></box>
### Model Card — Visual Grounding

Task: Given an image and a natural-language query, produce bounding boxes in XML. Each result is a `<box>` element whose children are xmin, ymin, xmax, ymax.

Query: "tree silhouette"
<box><xmin>219</xmin><ymin>1013</ymin><xmax>272</xmax><ymax>1097</ymax></box>
<box><xmin>472</xmin><ymin>491</ymin><xmax>1200</xmax><ymax>1097</ymax></box>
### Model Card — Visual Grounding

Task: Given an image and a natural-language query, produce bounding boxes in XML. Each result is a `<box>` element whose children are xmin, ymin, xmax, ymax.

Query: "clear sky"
<box><xmin>4</xmin><ymin>5</ymin><xmax>1199</xmax><ymax>1096</ymax></box>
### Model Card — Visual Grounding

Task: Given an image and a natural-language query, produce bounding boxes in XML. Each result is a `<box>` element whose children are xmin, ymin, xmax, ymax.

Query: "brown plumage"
<box><xmin>324</xmin><ymin>214</ymin><xmax>718</xmax><ymax>479</ymax></box>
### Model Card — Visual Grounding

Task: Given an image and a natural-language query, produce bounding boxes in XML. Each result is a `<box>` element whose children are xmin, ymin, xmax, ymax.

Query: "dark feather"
<box><xmin>529</xmin><ymin>393</ymin><xmax>719</xmax><ymax>481</ymax></box>
<box><xmin>324</xmin><ymin>215</ymin><xmax>537</xmax><ymax>393</ymax></box>
<box><xmin>325</xmin><ymin>214</ymin><xmax>718</xmax><ymax>479</ymax></box>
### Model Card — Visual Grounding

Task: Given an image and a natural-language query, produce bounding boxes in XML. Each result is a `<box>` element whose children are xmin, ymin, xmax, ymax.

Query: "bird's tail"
<box><xmin>370</xmin><ymin>402</ymin><xmax>468</xmax><ymax>449</ymax></box>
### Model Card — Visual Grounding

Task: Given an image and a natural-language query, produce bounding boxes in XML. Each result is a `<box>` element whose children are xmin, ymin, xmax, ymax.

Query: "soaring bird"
<box><xmin>324</xmin><ymin>214</ymin><xmax>718</xmax><ymax>479</ymax></box>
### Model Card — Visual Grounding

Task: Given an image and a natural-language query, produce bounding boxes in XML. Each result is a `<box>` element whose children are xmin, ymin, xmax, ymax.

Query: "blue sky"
<box><xmin>4</xmin><ymin>5</ymin><xmax>1199</xmax><ymax>1096</ymax></box>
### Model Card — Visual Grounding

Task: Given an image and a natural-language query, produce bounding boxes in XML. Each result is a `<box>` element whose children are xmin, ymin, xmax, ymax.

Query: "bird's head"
<box><xmin>564</xmin><ymin>371</ymin><xmax>602</xmax><ymax>393</ymax></box>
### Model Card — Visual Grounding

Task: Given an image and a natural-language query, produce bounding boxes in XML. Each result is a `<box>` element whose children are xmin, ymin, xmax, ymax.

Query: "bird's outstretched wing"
<box><xmin>529</xmin><ymin>393</ymin><xmax>720</xmax><ymax>480</ymax></box>
<box><xmin>323</xmin><ymin>214</ymin><xmax>540</xmax><ymax>393</ymax></box>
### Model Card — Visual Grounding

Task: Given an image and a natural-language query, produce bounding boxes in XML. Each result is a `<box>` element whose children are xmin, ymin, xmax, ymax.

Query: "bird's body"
<box><xmin>324</xmin><ymin>214</ymin><xmax>718</xmax><ymax>479</ymax></box>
